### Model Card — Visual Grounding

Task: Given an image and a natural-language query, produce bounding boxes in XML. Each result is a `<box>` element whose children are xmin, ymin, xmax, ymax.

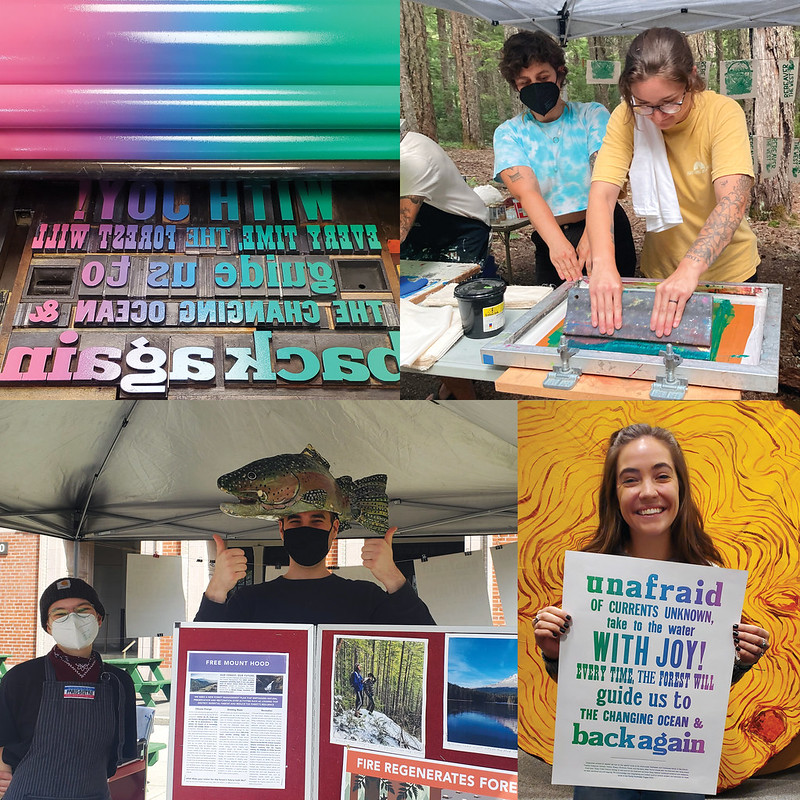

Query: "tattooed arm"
<box><xmin>499</xmin><ymin>165</ymin><xmax>583</xmax><ymax>281</ymax></box>
<box><xmin>649</xmin><ymin>173</ymin><xmax>753</xmax><ymax>337</ymax></box>
<box><xmin>400</xmin><ymin>195</ymin><xmax>424</xmax><ymax>243</ymax></box>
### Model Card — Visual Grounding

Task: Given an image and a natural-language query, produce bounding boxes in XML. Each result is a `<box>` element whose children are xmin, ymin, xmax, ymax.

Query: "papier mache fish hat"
<box><xmin>217</xmin><ymin>445</ymin><xmax>389</xmax><ymax>533</ymax></box>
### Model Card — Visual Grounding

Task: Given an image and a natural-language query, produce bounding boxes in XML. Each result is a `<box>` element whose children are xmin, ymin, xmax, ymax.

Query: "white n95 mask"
<box><xmin>51</xmin><ymin>612</ymin><xmax>99</xmax><ymax>651</ymax></box>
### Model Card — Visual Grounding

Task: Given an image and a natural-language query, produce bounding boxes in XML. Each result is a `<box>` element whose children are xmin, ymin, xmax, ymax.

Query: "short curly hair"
<box><xmin>499</xmin><ymin>30</ymin><xmax>567</xmax><ymax>88</ymax></box>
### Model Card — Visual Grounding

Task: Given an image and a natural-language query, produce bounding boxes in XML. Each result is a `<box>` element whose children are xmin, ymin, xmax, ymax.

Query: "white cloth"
<box><xmin>421</xmin><ymin>283</ymin><xmax>553</xmax><ymax>309</ymax></box>
<box><xmin>399</xmin><ymin>299</ymin><xmax>462</xmax><ymax>369</ymax></box>
<box><xmin>629</xmin><ymin>115</ymin><xmax>683</xmax><ymax>232</ymax></box>
<box><xmin>401</xmin><ymin>132</ymin><xmax>490</xmax><ymax>224</ymax></box>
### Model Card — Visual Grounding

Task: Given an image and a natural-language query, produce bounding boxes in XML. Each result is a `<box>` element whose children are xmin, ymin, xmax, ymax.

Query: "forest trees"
<box><xmin>335</xmin><ymin>637</ymin><xmax>426</xmax><ymax>740</ymax></box>
<box><xmin>403</xmin><ymin>1</ymin><xmax>800</xmax><ymax>215</ymax></box>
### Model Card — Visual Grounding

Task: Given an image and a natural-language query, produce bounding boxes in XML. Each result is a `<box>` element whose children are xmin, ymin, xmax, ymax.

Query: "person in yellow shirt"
<box><xmin>587</xmin><ymin>27</ymin><xmax>760</xmax><ymax>338</ymax></box>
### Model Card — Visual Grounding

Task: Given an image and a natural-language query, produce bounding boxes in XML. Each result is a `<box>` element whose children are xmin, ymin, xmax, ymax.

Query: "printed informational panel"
<box><xmin>182</xmin><ymin>651</ymin><xmax>289</xmax><ymax>789</ymax></box>
<box><xmin>552</xmin><ymin>551</ymin><xmax>747</xmax><ymax>795</ymax></box>
<box><xmin>0</xmin><ymin>179</ymin><xmax>399</xmax><ymax>397</ymax></box>
<box><xmin>316</xmin><ymin>626</ymin><xmax>517</xmax><ymax>800</ymax></box>
<box><xmin>169</xmin><ymin>623</ymin><xmax>314</xmax><ymax>800</ymax></box>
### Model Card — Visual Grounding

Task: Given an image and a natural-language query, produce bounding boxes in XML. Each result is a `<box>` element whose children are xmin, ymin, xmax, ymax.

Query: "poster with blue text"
<box><xmin>552</xmin><ymin>551</ymin><xmax>747</xmax><ymax>794</ymax></box>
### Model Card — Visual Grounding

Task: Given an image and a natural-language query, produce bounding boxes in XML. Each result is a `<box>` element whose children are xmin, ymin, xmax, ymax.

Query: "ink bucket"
<box><xmin>453</xmin><ymin>278</ymin><xmax>506</xmax><ymax>339</ymax></box>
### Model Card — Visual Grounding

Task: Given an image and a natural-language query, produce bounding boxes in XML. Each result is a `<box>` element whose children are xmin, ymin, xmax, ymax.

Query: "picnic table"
<box><xmin>105</xmin><ymin>657</ymin><xmax>170</xmax><ymax>707</ymax></box>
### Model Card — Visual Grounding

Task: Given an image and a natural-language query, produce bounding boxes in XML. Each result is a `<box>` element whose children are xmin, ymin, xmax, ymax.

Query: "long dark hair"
<box><xmin>582</xmin><ymin>424</ymin><xmax>724</xmax><ymax>566</ymax></box>
<box><xmin>619</xmin><ymin>27</ymin><xmax>705</xmax><ymax>108</ymax></box>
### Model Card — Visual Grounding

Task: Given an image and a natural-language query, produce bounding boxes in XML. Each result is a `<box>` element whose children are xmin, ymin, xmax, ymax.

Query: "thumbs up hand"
<box><xmin>361</xmin><ymin>527</ymin><xmax>406</xmax><ymax>594</ymax></box>
<box><xmin>205</xmin><ymin>534</ymin><xmax>248</xmax><ymax>604</ymax></box>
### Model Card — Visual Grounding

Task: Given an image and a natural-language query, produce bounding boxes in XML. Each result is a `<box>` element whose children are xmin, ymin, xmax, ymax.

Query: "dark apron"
<box><xmin>5</xmin><ymin>659</ymin><xmax>124</xmax><ymax>800</ymax></box>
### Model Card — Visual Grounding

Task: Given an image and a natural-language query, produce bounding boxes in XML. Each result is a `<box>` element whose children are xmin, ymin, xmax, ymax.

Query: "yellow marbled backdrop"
<box><xmin>518</xmin><ymin>400</ymin><xmax>800</xmax><ymax>791</ymax></box>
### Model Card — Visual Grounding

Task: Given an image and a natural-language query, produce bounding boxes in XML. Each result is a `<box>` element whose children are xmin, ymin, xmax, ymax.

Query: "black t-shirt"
<box><xmin>0</xmin><ymin>656</ymin><xmax>138</xmax><ymax>775</ymax></box>
<box><xmin>194</xmin><ymin>573</ymin><xmax>436</xmax><ymax>625</ymax></box>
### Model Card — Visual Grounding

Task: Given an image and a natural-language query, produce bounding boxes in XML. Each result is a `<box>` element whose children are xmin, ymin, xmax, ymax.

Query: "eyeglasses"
<box><xmin>49</xmin><ymin>604</ymin><xmax>95</xmax><ymax>621</ymax></box>
<box><xmin>631</xmin><ymin>90</ymin><xmax>687</xmax><ymax>116</ymax></box>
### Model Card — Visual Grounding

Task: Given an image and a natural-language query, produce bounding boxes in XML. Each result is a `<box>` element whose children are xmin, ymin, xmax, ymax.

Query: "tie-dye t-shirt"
<box><xmin>493</xmin><ymin>102</ymin><xmax>609</xmax><ymax>217</ymax></box>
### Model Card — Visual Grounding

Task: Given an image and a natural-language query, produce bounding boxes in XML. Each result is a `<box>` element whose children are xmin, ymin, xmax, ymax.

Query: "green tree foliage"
<box><xmin>335</xmin><ymin>637</ymin><xmax>426</xmax><ymax>739</ymax></box>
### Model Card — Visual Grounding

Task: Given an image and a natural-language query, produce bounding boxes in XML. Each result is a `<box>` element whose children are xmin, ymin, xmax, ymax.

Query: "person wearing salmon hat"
<box><xmin>195</xmin><ymin>509</ymin><xmax>434</xmax><ymax>625</ymax></box>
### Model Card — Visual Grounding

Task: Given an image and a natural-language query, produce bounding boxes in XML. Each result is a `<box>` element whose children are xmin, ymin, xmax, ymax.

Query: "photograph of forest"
<box><xmin>331</xmin><ymin>635</ymin><xmax>428</xmax><ymax>754</ymax></box>
<box><xmin>445</xmin><ymin>635</ymin><xmax>518</xmax><ymax>756</ymax></box>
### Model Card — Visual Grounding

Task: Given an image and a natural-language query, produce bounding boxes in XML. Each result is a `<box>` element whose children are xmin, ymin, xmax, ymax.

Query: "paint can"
<box><xmin>453</xmin><ymin>278</ymin><xmax>506</xmax><ymax>339</ymax></box>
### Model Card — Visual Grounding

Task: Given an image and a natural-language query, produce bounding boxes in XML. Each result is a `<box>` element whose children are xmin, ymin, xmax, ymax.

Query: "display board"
<box><xmin>168</xmin><ymin>623</ymin><xmax>315</xmax><ymax>800</ymax></box>
<box><xmin>169</xmin><ymin>625</ymin><xmax>516</xmax><ymax>800</ymax></box>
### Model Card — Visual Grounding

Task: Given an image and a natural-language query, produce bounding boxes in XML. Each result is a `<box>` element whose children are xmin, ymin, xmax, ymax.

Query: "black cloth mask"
<box><xmin>282</xmin><ymin>525</ymin><xmax>333</xmax><ymax>567</ymax></box>
<box><xmin>519</xmin><ymin>81</ymin><xmax>561</xmax><ymax>116</ymax></box>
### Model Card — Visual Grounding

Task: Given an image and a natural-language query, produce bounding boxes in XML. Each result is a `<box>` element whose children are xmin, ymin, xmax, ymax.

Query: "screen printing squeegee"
<box><xmin>563</xmin><ymin>286</ymin><xmax>713</xmax><ymax>347</ymax></box>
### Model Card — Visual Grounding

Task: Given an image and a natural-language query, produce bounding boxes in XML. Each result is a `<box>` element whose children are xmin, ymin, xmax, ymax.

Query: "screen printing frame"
<box><xmin>480</xmin><ymin>279</ymin><xmax>782</xmax><ymax>393</ymax></box>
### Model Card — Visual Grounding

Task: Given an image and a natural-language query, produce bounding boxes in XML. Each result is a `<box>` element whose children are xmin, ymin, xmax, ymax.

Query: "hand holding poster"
<box><xmin>552</xmin><ymin>552</ymin><xmax>747</xmax><ymax>795</ymax></box>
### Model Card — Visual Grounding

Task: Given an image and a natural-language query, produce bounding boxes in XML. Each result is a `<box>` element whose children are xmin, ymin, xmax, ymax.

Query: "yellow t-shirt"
<box><xmin>592</xmin><ymin>91</ymin><xmax>759</xmax><ymax>282</ymax></box>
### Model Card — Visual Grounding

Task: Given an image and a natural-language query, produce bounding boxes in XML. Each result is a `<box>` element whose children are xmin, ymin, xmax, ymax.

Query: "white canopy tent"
<box><xmin>415</xmin><ymin>0</ymin><xmax>800</xmax><ymax>41</ymax></box>
<box><xmin>0</xmin><ymin>399</ymin><xmax>517</xmax><ymax>545</ymax></box>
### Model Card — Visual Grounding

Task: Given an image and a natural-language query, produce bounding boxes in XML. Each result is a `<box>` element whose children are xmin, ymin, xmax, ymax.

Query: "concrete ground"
<box><xmin>518</xmin><ymin>749</ymin><xmax>800</xmax><ymax>800</ymax></box>
<box><xmin>143</xmin><ymin>695</ymin><xmax>171</xmax><ymax>800</ymax></box>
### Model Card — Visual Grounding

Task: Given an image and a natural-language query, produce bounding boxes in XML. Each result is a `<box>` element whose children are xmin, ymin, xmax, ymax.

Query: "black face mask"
<box><xmin>519</xmin><ymin>81</ymin><xmax>561</xmax><ymax>116</ymax></box>
<box><xmin>282</xmin><ymin>525</ymin><xmax>333</xmax><ymax>567</ymax></box>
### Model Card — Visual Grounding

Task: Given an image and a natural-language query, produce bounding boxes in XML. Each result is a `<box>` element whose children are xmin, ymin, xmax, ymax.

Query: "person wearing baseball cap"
<box><xmin>0</xmin><ymin>577</ymin><xmax>137</xmax><ymax>800</ymax></box>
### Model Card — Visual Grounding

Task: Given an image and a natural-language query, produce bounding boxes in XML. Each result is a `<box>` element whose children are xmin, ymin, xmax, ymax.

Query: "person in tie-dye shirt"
<box><xmin>493</xmin><ymin>31</ymin><xmax>636</xmax><ymax>285</ymax></box>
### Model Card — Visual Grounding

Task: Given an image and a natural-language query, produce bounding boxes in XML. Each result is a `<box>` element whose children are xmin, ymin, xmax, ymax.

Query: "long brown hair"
<box><xmin>619</xmin><ymin>27</ymin><xmax>705</xmax><ymax>108</ymax></box>
<box><xmin>582</xmin><ymin>424</ymin><xmax>724</xmax><ymax>566</ymax></box>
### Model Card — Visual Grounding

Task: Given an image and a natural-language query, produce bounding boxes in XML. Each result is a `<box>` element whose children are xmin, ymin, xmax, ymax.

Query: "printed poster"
<box><xmin>182</xmin><ymin>650</ymin><xmax>289</xmax><ymax>789</ymax></box>
<box><xmin>761</xmin><ymin>137</ymin><xmax>781</xmax><ymax>179</ymax></box>
<box><xmin>444</xmin><ymin>634</ymin><xmax>518</xmax><ymax>757</ymax></box>
<box><xmin>552</xmin><ymin>551</ymin><xmax>747</xmax><ymax>795</ymax></box>
<box><xmin>779</xmin><ymin>58</ymin><xmax>799</xmax><ymax>102</ymax></box>
<box><xmin>330</xmin><ymin>635</ymin><xmax>427</xmax><ymax>755</ymax></box>
<box><xmin>720</xmin><ymin>60</ymin><xmax>756</xmax><ymax>98</ymax></box>
<box><xmin>586</xmin><ymin>60</ymin><xmax>620</xmax><ymax>85</ymax></box>
<box><xmin>791</xmin><ymin>139</ymin><xmax>800</xmax><ymax>183</ymax></box>
<box><xmin>341</xmin><ymin>748</ymin><xmax>517</xmax><ymax>800</ymax></box>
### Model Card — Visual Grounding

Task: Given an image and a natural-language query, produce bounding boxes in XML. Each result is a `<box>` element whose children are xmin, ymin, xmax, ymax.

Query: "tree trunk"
<box><xmin>450</xmin><ymin>10</ymin><xmax>482</xmax><ymax>146</ymax></box>
<box><xmin>436</xmin><ymin>9</ymin><xmax>454</xmax><ymax>117</ymax></box>
<box><xmin>588</xmin><ymin>36</ymin><xmax>610</xmax><ymax>107</ymax></box>
<box><xmin>504</xmin><ymin>26</ymin><xmax>524</xmax><ymax>119</ymax></box>
<box><xmin>400</xmin><ymin>0</ymin><xmax>437</xmax><ymax>138</ymax></box>
<box><xmin>752</xmin><ymin>26</ymin><xmax>795</xmax><ymax>215</ymax></box>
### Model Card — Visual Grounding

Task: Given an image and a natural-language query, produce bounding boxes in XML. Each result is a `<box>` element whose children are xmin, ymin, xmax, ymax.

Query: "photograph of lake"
<box><xmin>445</xmin><ymin>635</ymin><xmax>518</xmax><ymax>757</ymax></box>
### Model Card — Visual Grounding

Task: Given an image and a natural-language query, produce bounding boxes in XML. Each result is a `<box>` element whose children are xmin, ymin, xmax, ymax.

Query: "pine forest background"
<box><xmin>334</xmin><ymin>637</ymin><xmax>426</xmax><ymax>739</ymax></box>
<box><xmin>401</xmin><ymin>1</ymin><xmax>800</xmax><ymax>215</ymax></box>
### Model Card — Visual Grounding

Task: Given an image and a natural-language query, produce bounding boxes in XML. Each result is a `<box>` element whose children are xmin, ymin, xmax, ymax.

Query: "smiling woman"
<box><xmin>528</xmin><ymin>419</ymin><xmax>770</xmax><ymax>800</ymax></box>
<box><xmin>587</xmin><ymin>27</ymin><xmax>760</xmax><ymax>339</ymax></box>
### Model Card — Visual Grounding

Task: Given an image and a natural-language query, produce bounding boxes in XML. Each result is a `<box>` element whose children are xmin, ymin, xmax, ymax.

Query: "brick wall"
<box><xmin>153</xmin><ymin>541</ymin><xmax>183</xmax><ymax>669</ymax></box>
<box><xmin>490</xmin><ymin>534</ymin><xmax>518</xmax><ymax>626</ymax></box>
<box><xmin>0</xmin><ymin>532</ymin><xmax>41</xmax><ymax>667</ymax></box>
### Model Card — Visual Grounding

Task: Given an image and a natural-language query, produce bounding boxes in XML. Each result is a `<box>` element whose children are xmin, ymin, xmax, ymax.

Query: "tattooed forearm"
<box><xmin>507</xmin><ymin>169</ymin><xmax>524</xmax><ymax>182</ymax></box>
<box><xmin>683</xmin><ymin>175</ymin><xmax>752</xmax><ymax>272</ymax></box>
<box><xmin>400</xmin><ymin>195</ymin><xmax>424</xmax><ymax>243</ymax></box>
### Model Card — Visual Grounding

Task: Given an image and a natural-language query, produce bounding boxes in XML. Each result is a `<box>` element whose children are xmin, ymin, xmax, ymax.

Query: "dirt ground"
<box><xmin>400</xmin><ymin>147</ymin><xmax>800</xmax><ymax>401</ymax></box>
